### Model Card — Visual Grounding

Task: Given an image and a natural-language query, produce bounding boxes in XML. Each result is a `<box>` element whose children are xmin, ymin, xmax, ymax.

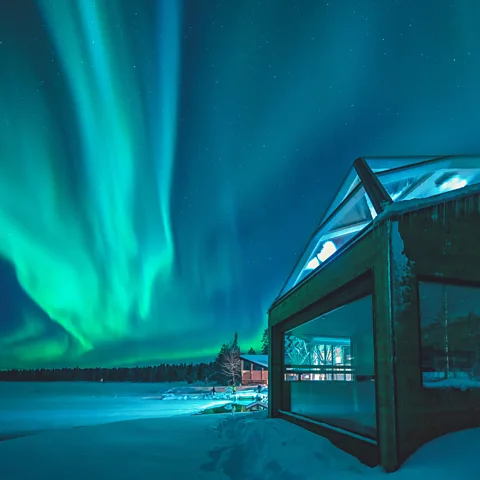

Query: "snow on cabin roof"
<box><xmin>275</xmin><ymin>154</ymin><xmax>480</xmax><ymax>301</ymax></box>
<box><xmin>240</xmin><ymin>355</ymin><xmax>268</xmax><ymax>368</ymax></box>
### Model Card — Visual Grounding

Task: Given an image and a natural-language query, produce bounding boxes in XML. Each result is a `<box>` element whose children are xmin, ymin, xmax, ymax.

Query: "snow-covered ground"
<box><xmin>0</xmin><ymin>382</ymin><xmax>478</xmax><ymax>479</ymax></box>
<box><xmin>0</xmin><ymin>381</ymin><xmax>227</xmax><ymax>440</ymax></box>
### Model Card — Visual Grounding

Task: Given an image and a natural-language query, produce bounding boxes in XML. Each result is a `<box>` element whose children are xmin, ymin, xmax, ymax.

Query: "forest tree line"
<box><xmin>0</xmin><ymin>329</ymin><xmax>269</xmax><ymax>385</ymax></box>
<box><xmin>0</xmin><ymin>362</ymin><xmax>215</xmax><ymax>383</ymax></box>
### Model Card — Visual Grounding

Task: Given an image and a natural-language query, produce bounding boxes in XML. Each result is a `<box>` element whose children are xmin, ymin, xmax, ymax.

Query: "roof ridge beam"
<box><xmin>354</xmin><ymin>157</ymin><xmax>393</xmax><ymax>214</ymax></box>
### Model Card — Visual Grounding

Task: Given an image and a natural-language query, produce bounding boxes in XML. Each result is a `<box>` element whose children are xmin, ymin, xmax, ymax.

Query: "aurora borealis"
<box><xmin>1</xmin><ymin>0</ymin><xmax>480</xmax><ymax>369</ymax></box>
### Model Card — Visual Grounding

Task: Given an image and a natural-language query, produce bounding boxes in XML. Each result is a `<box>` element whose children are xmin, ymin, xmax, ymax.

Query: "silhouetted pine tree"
<box><xmin>261</xmin><ymin>328</ymin><xmax>269</xmax><ymax>355</ymax></box>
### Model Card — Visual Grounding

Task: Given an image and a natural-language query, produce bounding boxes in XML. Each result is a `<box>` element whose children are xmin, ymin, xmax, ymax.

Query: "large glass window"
<box><xmin>283</xmin><ymin>295</ymin><xmax>376</xmax><ymax>439</ymax></box>
<box><xmin>419</xmin><ymin>281</ymin><xmax>480</xmax><ymax>388</ymax></box>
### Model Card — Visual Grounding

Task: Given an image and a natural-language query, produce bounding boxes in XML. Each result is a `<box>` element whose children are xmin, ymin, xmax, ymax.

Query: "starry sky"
<box><xmin>1</xmin><ymin>0</ymin><xmax>480</xmax><ymax>369</ymax></box>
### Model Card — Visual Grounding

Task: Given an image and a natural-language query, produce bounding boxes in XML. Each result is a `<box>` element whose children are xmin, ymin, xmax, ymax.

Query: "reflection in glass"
<box><xmin>378</xmin><ymin>162</ymin><xmax>480</xmax><ymax>203</ymax></box>
<box><xmin>283</xmin><ymin>295</ymin><xmax>376</xmax><ymax>438</ymax></box>
<box><xmin>419</xmin><ymin>282</ymin><xmax>480</xmax><ymax>388</ymax></box>
<box><xmin>438</xmin><ymin>175</ymin><xmax>467</xmax><ymax>192</ymax></box>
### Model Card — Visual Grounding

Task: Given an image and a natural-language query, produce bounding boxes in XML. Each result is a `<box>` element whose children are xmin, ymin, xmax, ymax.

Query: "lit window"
<box><xmin>439</xmin><ymin>176</ymin><xmax>467</xmax><ymax>193</ymax></box>
<box><xmin>304</xmin><ymin>241</ymin><xmax>337</xmax><ymax>272</ymax></box>
<box><xmin>318</xmin><ymin>241</ymin><xmax>337</xmax><ymax>262</ymax></box>
<box><xmin>305</xmin><ymin>257</ymin><xmax>320</xmax><ymax>270</ymax></box>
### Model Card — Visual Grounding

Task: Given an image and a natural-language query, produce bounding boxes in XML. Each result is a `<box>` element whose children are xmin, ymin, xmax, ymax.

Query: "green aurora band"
<box><xmin>1</xmin><ymin>0</ymin><xmax>480</xmax><ymax>368</ymax></box>
<box><xmin>0</xmin><ymin>0</ymin><xmax>253</xmax><ymax>368</ymax></box>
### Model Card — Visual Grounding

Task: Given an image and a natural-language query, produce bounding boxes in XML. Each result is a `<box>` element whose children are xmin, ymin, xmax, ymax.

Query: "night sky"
<box><xmin>1</xmin><ymin>0</ymin><xmax>480</xmax><ymax>369</ymax></box>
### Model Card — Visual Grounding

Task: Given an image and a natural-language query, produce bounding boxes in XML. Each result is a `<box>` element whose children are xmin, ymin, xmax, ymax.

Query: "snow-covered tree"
<box><xmin>220</xmin><ymin>347</ymin><xmax>241</xmax><ymax>386</ymax></box>
<box><xmin>215</xmin><ymin>332</ymin><xmax>242</xmax><ymax>385</ymax></box>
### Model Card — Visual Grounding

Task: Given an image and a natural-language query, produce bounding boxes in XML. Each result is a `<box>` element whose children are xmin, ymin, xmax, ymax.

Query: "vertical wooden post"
<box><xmin>375</xmin><ymin>220</ymin><xmax>399</xmax><ymax>471</ymax></box>
<box><xmin>269</xmin><ymin>323</ymin><xmax>284</xmax><ymax>417</ymax></box>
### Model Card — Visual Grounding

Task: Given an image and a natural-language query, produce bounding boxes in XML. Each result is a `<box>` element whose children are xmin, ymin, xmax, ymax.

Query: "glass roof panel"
<box><xmin>322</xmin><ymin>166</ymin><xmax>359</xmax><ymax>222</ymax></box>
<box><xmin>365</xmin><ymin>155</ymin><xmax>442</xmax><ymax>173</ymax></box>
<box><xmin>279</xmin><ymin>184</ymin><xmax>374</xmax><ymax>297</ymax></box>
<box><xmin>275</xmin><ymin>154</ymin><xmax>480</xmax><ymax>303</ymax></box>
<box><xmin>377</xmin><ymin>156</ymin><xmax>480</xmax><ymax>202</ymax></box>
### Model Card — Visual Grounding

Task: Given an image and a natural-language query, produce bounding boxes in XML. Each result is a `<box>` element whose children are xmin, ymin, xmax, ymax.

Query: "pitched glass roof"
<box><xmin>276</xmin><ymin>154</ymin><xmax>480</xmax><ymax>301</ymax></box>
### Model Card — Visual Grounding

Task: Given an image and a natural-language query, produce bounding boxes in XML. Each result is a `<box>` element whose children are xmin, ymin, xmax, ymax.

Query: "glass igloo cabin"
<box><xmin>267</xmin><ymin>155</ymin><xmax>480</xmax><ymax>472</ymax></box>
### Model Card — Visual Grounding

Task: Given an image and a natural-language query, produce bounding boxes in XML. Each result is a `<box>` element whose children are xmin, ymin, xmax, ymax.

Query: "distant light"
<box><xmin>305</xmin><ymin>257</ymin><xmax>320</xmax><ymax>270</ymax></box>
<box><xmin>317</xmin><ymin>241</ymin><xmax>337</xmax><ymax>262</ymax></box>
<box><xmin>439</xmin><ymin>176</ymin><xmax>467</xmax><ymax>192</ymax></box>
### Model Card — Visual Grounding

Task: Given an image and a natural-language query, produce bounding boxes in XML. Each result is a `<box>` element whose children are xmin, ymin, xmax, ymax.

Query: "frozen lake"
<box><xmin>0</xmin><ymin>382</ymin><xmax>223</xmax><ymax>441</ymax></box>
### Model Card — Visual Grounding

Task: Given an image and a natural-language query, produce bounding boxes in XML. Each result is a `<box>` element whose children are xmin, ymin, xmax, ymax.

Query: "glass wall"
<box><xmin>419</xmin><ymin>281</ymin><xmax>480</xmax><ymax>388</ymax></box>
<box><xmin>283</xmin><ymin>295</ymin><xmax>376</xmax><ymax>439</ymax></box>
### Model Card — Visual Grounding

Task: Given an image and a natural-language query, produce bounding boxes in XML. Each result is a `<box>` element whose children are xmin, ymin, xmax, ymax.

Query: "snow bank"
<box><xmin>207</xmin><ymin>412</ymin><xmax>374</xmax><ymax>479</ymax></box>
<box><xmin>424</xmin><ymin>378</ymin><xmax>480</xmax><ymax>391</ymax></box>
<box><xmin>209</xmin><ymin>414</ymin><xmax>480</xmax><ymax>479</ymax></box>
<box><xmin>390</xmin><ymin>427</ymin><xmax>479</xmax><ymax>479</ymax></box>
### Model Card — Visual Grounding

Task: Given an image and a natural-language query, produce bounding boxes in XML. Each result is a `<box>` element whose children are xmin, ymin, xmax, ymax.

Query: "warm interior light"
<box><xmin>317</xmin><ymin>241</ymin><xmax>337</xmax><ymax>262</ymax></box>
<box><xmin>304</xmin><ymin>241</ymin><xmax>337</xmax><ymax>273</ymax></box>
<box><xmin>305</xmin><ymin>256</ymin><xmax>320</xmax><ymax>270</ymax></box>
<box><xmin>439</xmin><ymin>176</ymin><xmax>467</xmax><ymax>192</ymax></box>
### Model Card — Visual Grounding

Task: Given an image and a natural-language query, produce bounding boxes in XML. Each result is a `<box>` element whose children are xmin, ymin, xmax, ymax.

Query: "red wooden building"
<box><xmin>240</xmin><ymin>354</ymin><xmax>268</xmax><ymax>385</ymax></box>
